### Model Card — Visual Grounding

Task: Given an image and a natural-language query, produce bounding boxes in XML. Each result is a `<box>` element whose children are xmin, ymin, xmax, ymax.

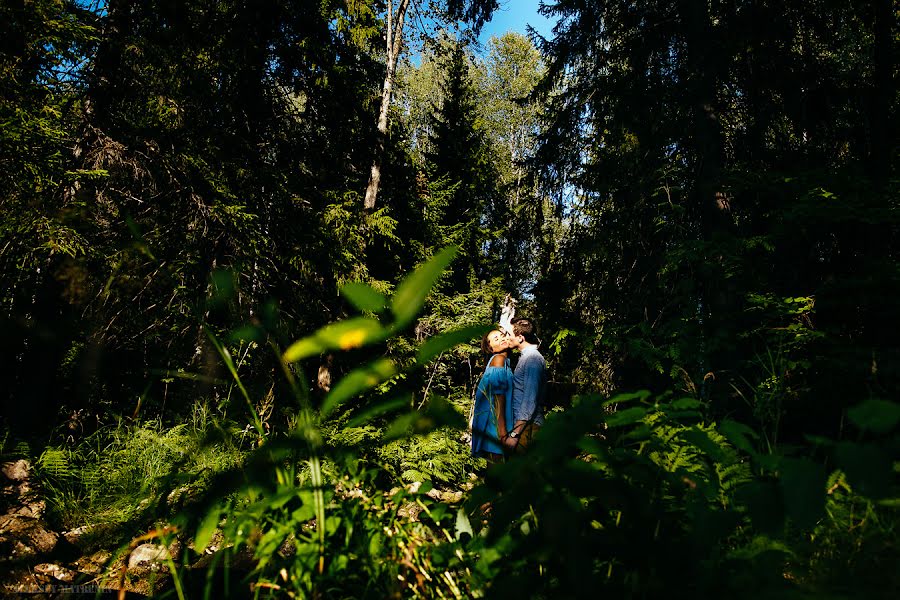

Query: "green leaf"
<box><xmin>383</xmin><ymin>396</ymin><xmax>465</xmax><ymax>440</ymax></box>
<box><xmin>417</xmin><ymin>324</ymin><xmax>491</xmax><ymax>364</ymax></box>
<box><xmin>340</xmin><ymin>282</ymin><xmax>388</xmax><ymax>313</ymax></box>
<box><xmin>228</xmin><ymin>324</ymin><xmax>264</xmax><ymax>343</ymax></box>
<box><xmin>737</xmin><ymin>481</ymin><xmax>784</xmax><ymax>534</ymax></box>
<box><xmin>283</xmin><ymin>317</ymin><xmax>386</xmax><ymax>362</ymax></box>
<box><xmin>368</xmin><ymin>533</ymin><xmax>383</xmax><ymax>558</ymax></box>
<box><xmin>669</xmin><ymin>397</ymin><xmax>703</xmax><ymax>410</ymax></box>
<box><xmin>605</xmin><ymin>406</ymin><xmax>647</xmax><ymax>428</ymax></box>
<box><xmin>455</xmin><ymin>507</ymin><xmax>473</xmax><ymax>539</ymax></box>
<box><xmin>602</xmin><ymin>389</ymin><xmax>651</xmax><ymax>407</ymax></box>
<box><xmin>195</xmin><ymin>505</ymin><xmax>220</xmax><ymax>553</ymax></box>
<box><xmin>719</xmin><ymin>419</ymin><xmax>759</xmax><ymax>456</ymax></box>
<box><xmin>779</xmin><ymin>458</ymin><xmax>826</xmax><ymax>529</ymax></box>
<box><xmin>208</xmin><ymin>269</ymin><xmax>236</xmax><ymax>308</ymax></box>
<box><xmin>391</xmin><ymin>246</ymin><xmax>457</xmax><ymax>328</ymax></box>
<box><xmin>836</xmin><ymin>442</ymin><xmax>893</xmax><ymax>499</ymax></box>
<box><xmin>847</xmin><ymin>399</ymin><xmax>900</xmax><ymax>434</ymax></box>
<box><xmin>320</xmin><ymin>358</ymin><xmax>396</xmax><ymax>417</ymax></box>
<box><xmin>346</xmin><ymin>396</ymin><xmax>409</xmax><ymax>428</ymax></box>
<box><xmin>679</xmin><ymin>427</ymin><xmax>728</xmax><ymax>462</ymax></box>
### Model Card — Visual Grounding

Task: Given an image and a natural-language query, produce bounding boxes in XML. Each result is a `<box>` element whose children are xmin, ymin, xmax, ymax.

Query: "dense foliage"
<box><xmin>1</xmin><ymin>0</ymin><xmax>898</xmax><ymax>598</ymax></box>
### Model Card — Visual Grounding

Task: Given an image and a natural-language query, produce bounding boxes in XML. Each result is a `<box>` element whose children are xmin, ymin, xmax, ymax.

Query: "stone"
<box><xmin>13</xmin><ymin>498</ymin><xmax>46</xmax><ymax>519</ymax></box>
<box><xmin>71</xmin><ymin>550</ymin><xmax>112</xmax><ymax>574</ymax></box>
<box><xmin>0</xmin><ymin>515</ymin><xmax>59</xmax><ymax>559</ymax></box>
<box><xmin>1</xmin><ymin>460</ymin><xmax>29</xmax><ymax>483</ymax></box>
<box><xmin>128</xmin><ymin>543</ymin><xmax>171</xmax><ymax>570</ymax></box>
<box><xmin>397</xmin><ymin>502</ymin><xmax>422</xmax><ymax>521</ymax></box>
<box><xmin>33</xmin><ymin>562</ymin><xmax>76</xmax><ymax>583</ymax></box>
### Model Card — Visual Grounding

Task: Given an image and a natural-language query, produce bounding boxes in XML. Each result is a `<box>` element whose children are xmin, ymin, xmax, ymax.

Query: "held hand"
<box><xmin>501</xmin><ymin>434</ymin><xmax>519</xmax><ymax>452</ymax></box>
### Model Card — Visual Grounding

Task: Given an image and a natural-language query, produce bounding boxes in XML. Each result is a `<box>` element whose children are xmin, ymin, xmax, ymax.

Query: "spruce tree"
<box><xmin>425</xmin><ymin>41</ymin><xmax>498</xmax><ymax>293</ymax></box>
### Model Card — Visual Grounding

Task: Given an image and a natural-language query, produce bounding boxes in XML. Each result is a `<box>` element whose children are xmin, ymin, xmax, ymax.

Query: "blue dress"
<box><xmin>471</xmin><ymin>354</ymin><xmax>514</xmax><ymax>457</ymax></box>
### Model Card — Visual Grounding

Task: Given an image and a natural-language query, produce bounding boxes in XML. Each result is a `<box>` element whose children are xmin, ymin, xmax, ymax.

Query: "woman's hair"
<box><xmin>481</xmin><ymin>329</ymin><xmax>502</xmax><ymax>355</ymax></box>
<box><xmin>511</xmin><ymin>317</ymin><xmax>540</xmax><ymax>345</ymax></box>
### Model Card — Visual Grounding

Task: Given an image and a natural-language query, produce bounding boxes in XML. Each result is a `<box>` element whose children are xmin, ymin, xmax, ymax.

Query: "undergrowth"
<box><xmin>34</xmin><ymin>403</ymin><xmax>245</xmax><ymax>536</ymax></box>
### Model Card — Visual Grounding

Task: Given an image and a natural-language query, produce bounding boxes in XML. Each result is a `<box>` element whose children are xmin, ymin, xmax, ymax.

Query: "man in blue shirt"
<box><xmin>503</xmin><ymin>317</ymin><xmax>546</xmax><ymax>452</ymax></box>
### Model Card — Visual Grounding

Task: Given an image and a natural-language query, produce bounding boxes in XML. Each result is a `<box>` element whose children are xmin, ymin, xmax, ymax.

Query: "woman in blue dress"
<box><xmin>471</xmin><ymin>329</ymin><xmax>514</xmax><ymax>461</ymax></box>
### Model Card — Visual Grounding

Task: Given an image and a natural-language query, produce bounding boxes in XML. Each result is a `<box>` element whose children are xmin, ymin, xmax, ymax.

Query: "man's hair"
<box><xmin>511</xmin><ymin>318</ymin><xmax>539</xmax><ymax>345</ymax></box>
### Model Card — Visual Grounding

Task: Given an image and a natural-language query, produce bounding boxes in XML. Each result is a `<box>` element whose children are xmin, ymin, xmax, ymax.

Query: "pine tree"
<box><xmin>425</xmin><ymin>41</ymin><xmax>498</xmax><ymax>293</ymax></box>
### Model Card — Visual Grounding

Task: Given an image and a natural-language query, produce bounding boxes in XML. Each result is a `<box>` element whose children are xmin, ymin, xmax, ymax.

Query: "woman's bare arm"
<box><xmin>489</xmin><ymin>354</ymin><xmax>507</xmax><ymax>438</ymax></box>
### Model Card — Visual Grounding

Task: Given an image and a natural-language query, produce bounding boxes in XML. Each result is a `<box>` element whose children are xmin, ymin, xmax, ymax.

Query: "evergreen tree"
<box><xmin>425</xmin><ymin>40</ymin><xmax>498</xmax><ymax>293</ymax></box>
<box><xmin>533</xmin><ymin>0</ymin><xmax>900</xmax><ymax>439</ymax></box>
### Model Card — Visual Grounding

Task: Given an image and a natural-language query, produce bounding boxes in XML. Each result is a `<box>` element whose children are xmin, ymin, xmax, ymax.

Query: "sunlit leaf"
<box><xmin>391</xmin><ymin>246</ymin><xmax>457</xmax><ymax>328</ymax></box>
<box><xmin>283</xmin><ymin>317</ymin><xmax>386</xmax><ymax>362</ymax></box>
<box><xmin>320</xmin><ymin>358</ymin><xmax>396</xmax><ymax>417</ymax></box>
<box><xmin>455</xmin><ymin>507</ymin><xmax>473</xmax><ymax>539</ymax></box>
<box><xmin>195</xmin><ymin>504</ymin><xmax>220</xmax><ymax>553</ymax></box>
<box><xmin>847</xmin><ymin>398</ymin><xmax>900</xmax><ymax>434</ymax></box>
<box><xmin>417</xmin><ymin>324</ymin><xmax>491</xmax><ymax>363</ymax></box>
<box><xmin>340</xmin><ymin>282</ymin><xmax>388</xmax><ymax>313</ymax></box>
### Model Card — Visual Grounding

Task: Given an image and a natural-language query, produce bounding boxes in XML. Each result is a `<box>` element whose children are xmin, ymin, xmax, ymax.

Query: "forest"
<box><xmin>1</xmin><ymin>0</ymin><xmax>898</xmax><ymax>597</ymax></box>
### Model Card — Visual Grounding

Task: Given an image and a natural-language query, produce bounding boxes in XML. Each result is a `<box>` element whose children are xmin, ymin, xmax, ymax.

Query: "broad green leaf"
<box><xmin>836</xmin><ymin>442</ymin><xmax>893</xmax><ymax>499</ymax></box>
<box><xmin>602</xmin><ymin>389</ymin><xmax>651</xmax><ymax>407</ymax></box>
<box><xmin>346</xmin><ymin>396</ymin><xmax>410</xmax><ymax>428</ymax></box>
<box><xmin>195</xmin><ymin>504</ymin><xmax>220</xmax><ymax>553</ymax></box>
<box><xmin>417</xmin><ymin>324</ymin><xmax>491</xmax><ymax>363</ymax></box>
<box><xmin>383</xmin><ymin>396</ymin><xmax>466</xmax><ymax>440</ymax></box>
<box><xmin>208</xmin><ymin>269</ymin><xmax>236</xmax><ymax>308</ymax></box>
<box><xmin>779</xmin><ymin>458</ymin><xmax>826</xmax><ymax>529</ymax></box>
<box><xmin>679</xmin><ymin>427</ymin><xmax>728</xmax><ymax>462</ymax></box>
<box><xmin>605</xmin><ymin>406</ymin><xmax>647</xmax><ymax>428</ymax></box>
<box><xmin>384</xmin><ymin>412</ymin><xmax>422</xmax><ymax>440</ymax></box>
<box><xmin>228</xmin><ymin>324</ymin><xmax>264</xmax><ymax>343</ymax></box>
<box><xmin>340</xmin><ymin>282</ymin><xmax>388</xmax><ymax>313</ymax></box>
<box><xmin>576</xmin><ymin>437</ymin><xmax>606</xmax><ymax>456</ymax></box>
<box><xmin>455</xmin><ymin>507</ymin><xmax>473</xmax><ymax>539</ymax></box>
<box><xmin>726</xmin><ymin>535</ymin><xmax>794</xmax><ymax>561</ymax></box>
<box><xmin>736</xmin><ymin>481</ymin><xmax>784</xmax><ymax>534</ymax></box>
<box><xmin>669</xmin><ymin>397</ymin><xmax>703</xmax><ymax>410</ymax></box>
<box><xmin>283</xmin><ymin>317</ymin><xmax>386</xmax><ymax>362</ymax></box>
<box><xmin>320</xmin><ymin>358</ymin><xmax>396</xmax><ymax>417</ymax></box>
<box><xmin>368</xmin><ymin>533</ymin><xmax>383</xmax><ymax>558</ymax></box>
<box><xmin>624</xmin><ymin>424</ymin><xmax>652</xmax><ymax>440</ymax></box>
<box><xmin>847</xmin><ymin>398</ymin><xmax>900</xmax><ymax>434</ymax></box>
<box><xmin>719</xmin><ymin>419</ymin><xmax>759</xmax><ymax>456</ymax></box>
<box><xmin>391</xmin><ymin>246</ymin><xmax>457</xmax><ymax>328</ymax></box>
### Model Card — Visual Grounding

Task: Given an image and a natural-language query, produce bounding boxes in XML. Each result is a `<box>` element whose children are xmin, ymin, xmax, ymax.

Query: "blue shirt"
<box><xmin>512</xmin><ymin>345</ymin><xmax>546</xmax><ymax>426</ymax></box>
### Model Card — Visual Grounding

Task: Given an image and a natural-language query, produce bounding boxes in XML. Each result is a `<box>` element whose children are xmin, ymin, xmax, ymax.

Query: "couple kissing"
<box><xmin>470</xmin><ymin>318</ymin><xmax>546</xmax><ymax>462</ymax></box>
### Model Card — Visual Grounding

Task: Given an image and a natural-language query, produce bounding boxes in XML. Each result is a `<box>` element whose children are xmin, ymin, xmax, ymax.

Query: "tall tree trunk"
<box><xmin>677</xmin><ymin>0</ymin><xmax>725</xmax><ymax>238</ymax></box>
<box><xmin>363</xmin><ymin>0</ymin><xmax>411</xmax><ymax>212</ymax></box>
